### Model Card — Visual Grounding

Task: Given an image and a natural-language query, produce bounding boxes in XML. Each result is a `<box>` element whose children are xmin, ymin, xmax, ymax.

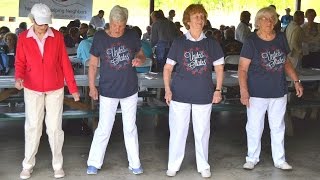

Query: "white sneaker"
<box><xmin>166</xmin><ymin>169</ymin><xmax>177</xmax><ymax>177</ymax></box>
<box><xmin>243</xmin><ymin>161</ymin><xmax>255</xmax><ymax>170</ymax></box>
<box><xmin>54</xmin><ymin>169</ymin><xmax>65</xmax><ymax>178</ymax></box>
<box><xmin>275</xmin><ymin>162</ymin><xmax>293</xmax><ymax>170</ymax></box>
<box><xmin>200</xmin><ymin>169</ymin><xmax>211</xmax><ymax>178</ymax></box>
<box><xmin>20</xmin><ymin>169</ymin><xmax>33</xmax><ymax>179</ymax></box>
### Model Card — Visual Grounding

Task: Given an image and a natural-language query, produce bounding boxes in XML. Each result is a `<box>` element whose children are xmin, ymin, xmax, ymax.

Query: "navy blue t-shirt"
<box><xmin>240</xmin><ymin>32</ymin><xmax>290</xmax><ymax>98</ymax></box>
<box><xmin>90</xmin><ymin>29</ymin><xmax>141</xmax><ymax>98</ymax></box>
<box><xmin>167</xmin><ymin>36</ymin><xmax>224</xmax><ymax>104</ymax></box>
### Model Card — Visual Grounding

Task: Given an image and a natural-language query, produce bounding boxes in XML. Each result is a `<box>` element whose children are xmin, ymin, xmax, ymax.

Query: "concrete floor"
<box><xmin>0</xmin><ymin>112</ymin><xmax>319</xmax><ymax>180</ymax></box>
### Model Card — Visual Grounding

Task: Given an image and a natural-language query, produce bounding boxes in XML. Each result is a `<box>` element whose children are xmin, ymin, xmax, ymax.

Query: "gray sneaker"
<box><xmin>243</xmin><ymin>161</ymin><xmax>255</xmax><ymax>170</ymax></box>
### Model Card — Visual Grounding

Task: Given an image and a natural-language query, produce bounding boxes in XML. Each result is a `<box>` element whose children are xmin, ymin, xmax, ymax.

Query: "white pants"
<box><xmin>245</xmin><ymin>95</ymin><xmax>287</xmax><ymax>165</ymax></box>
<box><xmin>87</xmin><ymin>93</ymin><xmax>141</xmax><ymax>169</ymax></box>
<box><xmin>22</xmin><ymin>87</ymin><xmax>64</xmax><ymax>171</ymax></box>
<box><xmin>168</xmin><ymin>100</ymin><xmax>212</xmax><ymax>172</ymax></box>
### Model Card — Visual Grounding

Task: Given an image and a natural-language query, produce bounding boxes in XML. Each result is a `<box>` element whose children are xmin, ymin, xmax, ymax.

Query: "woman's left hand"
<box><xmin>294</xmin><ymin>82</ymin><xmax>303</xmax><ymax>97</ymax></box>
<box><xmin>132</xmin><ymin>58</ymin><xmax>142</xmax><ymax>67</ymax></box>
<box><xmin>72</xmin><ymin>92</ymin><xmax>80</xmax><ymax>101</ymax></box>
<box><xmin>212</xmin><ymin>91</ymin><xmax>222</xmax><ymax>104</ymax></box>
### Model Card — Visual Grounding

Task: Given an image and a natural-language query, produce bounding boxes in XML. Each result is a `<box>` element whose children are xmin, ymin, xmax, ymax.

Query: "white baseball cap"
<box><xmin>29</xmin><ymin>3</ymin><xmax>52</xmax><ymax>25</ymax></box>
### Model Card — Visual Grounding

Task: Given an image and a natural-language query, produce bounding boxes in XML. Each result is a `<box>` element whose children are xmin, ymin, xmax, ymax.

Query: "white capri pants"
<box><xmin>22</xmin><ymin>87</ymin><xmax>64</xmax><ymax>171</ymax></box>
<box><xmin>245</xmin><ymin>95</ymin><xmax>287</xmax><ymax>166</ymax></box>
<box><xmin>168</xmin><ymin>100</ymin><xmax>212</xmax><ymax>172</ymax></box>
<box><xmin>87</xmin><ymin>93</ymin><xmax>141</xmax><ymax>169</ymax></box>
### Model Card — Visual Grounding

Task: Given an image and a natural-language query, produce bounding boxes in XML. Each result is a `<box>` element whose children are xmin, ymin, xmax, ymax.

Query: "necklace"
<box><xmin>257</xmin><ymin>30</ymin><xmax>275</xmax><ymax>41</ymax></box>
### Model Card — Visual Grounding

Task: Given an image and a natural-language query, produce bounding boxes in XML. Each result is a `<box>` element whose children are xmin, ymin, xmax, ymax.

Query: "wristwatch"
<box><xmin>294</xmin><ymin>80</ymin><xmax>301</xmax><ymax>84</ymax></box>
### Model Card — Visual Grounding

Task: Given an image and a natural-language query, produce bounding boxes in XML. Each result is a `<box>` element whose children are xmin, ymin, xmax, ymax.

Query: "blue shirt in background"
<box><xmin>77</xmin><ymin>36</ymin><xmax>93</xmax><ymax>64</ymax></box>
<box><xmin>141</xmin><ymin>39</ymin><xmax>152</xmax><ymax>58</ymax></box>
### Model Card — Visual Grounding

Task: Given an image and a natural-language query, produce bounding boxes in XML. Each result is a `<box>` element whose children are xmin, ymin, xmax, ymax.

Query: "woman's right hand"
<box><xmin>240</xmin><ymin>90</ymin><xmax>250</xmax><ymax>107</ymax></box>
<box><xmin>164</xmin><ymin>89</ymin><xmax>172</xmax><ymax>106</ymax></box>
<box><xmin>15</xmin><ymin>79</ymin><xmax>24</xmax><ymax>90</ymax></box>
<box><xmin>89</xmin><ymin>86</ymin><xmax>99</xmax><ymax>100</ymax></box>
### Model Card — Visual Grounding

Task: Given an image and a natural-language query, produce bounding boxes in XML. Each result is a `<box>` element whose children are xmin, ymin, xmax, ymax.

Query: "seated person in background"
<box><xmin>0</xmin><ymin>26</ymin><xmax>10</xmax><ymax>45</ymax></box>
<box><xmin>59</xmin><ymin>26</ymin><xmax>75</xmax><ymax>48</ymax></box>
<box><xmin>142</xmin><ymin>25</ymin><xmax>151</xmax><ymax>42</ymax></box>
<box><xmin>132</xmin><ymin>26</ymin><xmax>153</xmax><ymax>73</ymax></box>
<box><xmin>222</xmin><ymin>28</ymin><xmax>242</xmax><ymax>71</ymax></box>
<box><xmin>0</xmin><ymin>32</ymin><xmax>17</xmax><ymax>74</ymax></box>
<box><xmin>77</xmin><ymin>28</ymin><xmax>96</xmax><ymax>64</ymax></box>
<box><xmin>204</xmin><ymin>28</ymin><xmax>218</xmax><ymax>38</ymax></box>
<box><xmin>222</xmin><ymin>28</ymin><xmax>243</xmax><ymax>56</ymax></box>
<box><xmin>0</xmin><ymin>45</ymin><xmax>9</xmax><ymax>74</ymax></box>
<box><xmin>69</xmin><ymin>27</ymin><xmax>82</xmax><ymax>47</ymax></box>
<box><xmin>79</xmin><ymin>23</ymin><xmax>89</xmax><ymax>39</ymax></box>
<box><xmin>301</xmin><ymin>9</ymin><xmax>320</xmax><ymax>68</ymax></box>
<box><xmin>73</xmin><ymin>19</ymin><xmax>81</xmax><ymax>28</ymax></box>
<box><xmin>213</xmin><ymin>30</ymin><xmax>223</xmax><ymax>45</ymax></box>
<box><xmin>15</xmin><ymin>22</ymin><xmax>27</xmax><ymax>36</ymax></box>
<box><xmin>132</xmin><ymin>26</ymin><xmax>152</xmax><ymax>58</ymax></box>
<box><xmin>4</xmin><ymin>32</ymin><xmax>17</xmax><ymax>69</ymax></box>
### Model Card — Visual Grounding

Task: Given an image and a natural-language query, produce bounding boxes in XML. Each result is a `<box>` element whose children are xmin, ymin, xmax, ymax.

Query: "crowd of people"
<box><xmin>0</xmin><ymin>2</ymin><xmax>315</xmax><ymax>179</ymax></box>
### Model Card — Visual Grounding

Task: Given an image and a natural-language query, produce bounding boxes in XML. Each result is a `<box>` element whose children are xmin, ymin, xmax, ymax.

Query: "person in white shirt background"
<box><xmin>89</xmin><ymin>10</ymin><xmax>105</xmax><ymax>30</ymax></box>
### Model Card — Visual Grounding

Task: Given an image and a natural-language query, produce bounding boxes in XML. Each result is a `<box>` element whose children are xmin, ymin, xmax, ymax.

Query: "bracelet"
<box><xmin>215</xmin><ymin>89</ymin><xmax>222</xmax><ymax>92</ymax></box>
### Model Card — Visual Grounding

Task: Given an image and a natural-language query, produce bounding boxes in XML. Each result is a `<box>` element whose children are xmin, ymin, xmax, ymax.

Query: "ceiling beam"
<box><xmin>296</xmin><ymin>0</ymin><xmax>301</xmax><ymax>10</ymax></box>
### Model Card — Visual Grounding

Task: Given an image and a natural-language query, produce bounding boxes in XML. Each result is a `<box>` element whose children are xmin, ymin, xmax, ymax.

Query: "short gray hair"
<box><xmin>109</xmin><ymin>5</ymin><xmax>128</xmax><ymax>23</ymax></box>
<box><xmin>254</xmin><ymin>7</ymin><xmax>278</xmax><ymax>29</ymax></box>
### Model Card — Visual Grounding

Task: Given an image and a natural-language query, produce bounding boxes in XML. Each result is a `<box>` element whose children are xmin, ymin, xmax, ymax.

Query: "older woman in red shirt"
<box><xmin>15</xmin><ymin>3</ymin><xmax>80</xmax><ymax>179</ymax></box>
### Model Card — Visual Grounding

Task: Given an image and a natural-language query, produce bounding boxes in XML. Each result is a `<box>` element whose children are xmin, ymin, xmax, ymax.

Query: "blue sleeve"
<box><xmin>166</xmin><ymin>38</ymin><xmax>179</xmax><ymax>62</ymax></box>
<box><xmin>90</xmin><ymin>32</ymin><xmax>101</xmax><ymax>57</ymax></box>
<box><xmin>240</xmin><ymin>39</ymin><xmax>254</xmax><ymax>60</ymax></box>
<box><xmin>130</xmin><ymin>29</ymin><xmax>142</xmax><ymax>53</ymax></box>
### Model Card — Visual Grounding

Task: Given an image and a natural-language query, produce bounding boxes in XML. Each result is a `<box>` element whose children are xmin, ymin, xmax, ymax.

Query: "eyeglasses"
<box><xmin>260</xmin><ymin>17</ymin><xmax>274</xmax><ymax>23</ymax></box>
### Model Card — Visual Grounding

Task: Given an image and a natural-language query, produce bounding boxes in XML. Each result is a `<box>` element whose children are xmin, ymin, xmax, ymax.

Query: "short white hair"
<box><xmin>109</xmin><ymin>5</ymin><xmax>128</xmax><ymax>23</ymax></box>
<box><xmin>254</xmin><ymin>7</ymin><xmax>278</xmax><ymax>29</ymax></box>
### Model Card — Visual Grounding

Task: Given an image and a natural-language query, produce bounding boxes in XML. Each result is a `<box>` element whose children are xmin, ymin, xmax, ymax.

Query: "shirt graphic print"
<box><xmin>260</xmin><ymin>46</ymin><xmax>286</xmax><ymax>72</ymax></box>
<box><xmin>183</xmin><ymin>47</ymin><xmax>208</xmax><ymax>75</ymax></box>
<box><xmin>106</xmin><ymin>42</ymin><xmax>132</xmax><ymax>70</ymax></box>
